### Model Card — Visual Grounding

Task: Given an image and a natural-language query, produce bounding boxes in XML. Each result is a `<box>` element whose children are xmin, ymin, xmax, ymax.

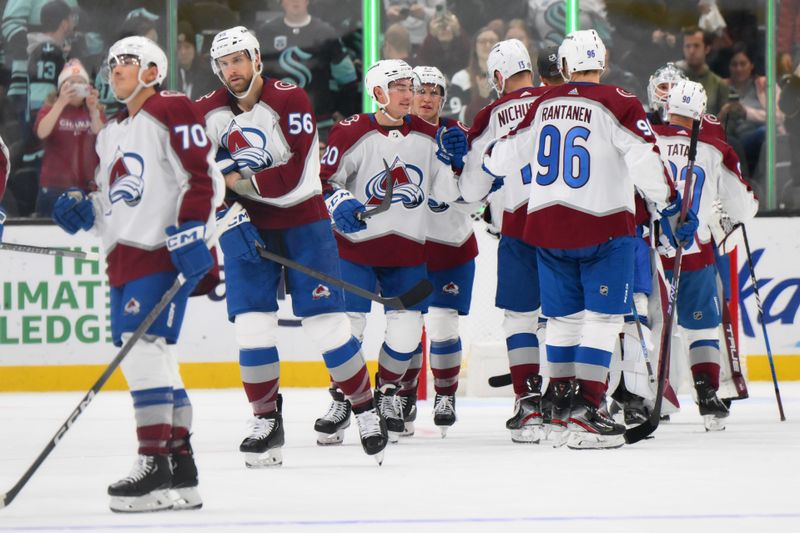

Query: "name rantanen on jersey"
<box><xmin>541</xmin><ymin>104</ymin><xmax>592</xmax><ymax>123</ymax></box>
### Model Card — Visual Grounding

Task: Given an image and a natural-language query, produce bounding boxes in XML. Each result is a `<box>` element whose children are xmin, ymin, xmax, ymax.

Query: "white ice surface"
<box><xmin>1</xmin><ymin>383</ymin><xmax>799</xmax><ymax>532</ymax></box>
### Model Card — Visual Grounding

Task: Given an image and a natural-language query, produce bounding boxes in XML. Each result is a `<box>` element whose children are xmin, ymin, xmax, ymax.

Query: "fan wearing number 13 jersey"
<box><xmin>483</xmin><ymin>30</ymin><xmax>679</xmax><ymax>449</ymax></box>
<box><xmin>196</xmin><ymin>27</ymin><xmax>386</xmax><ymax>465</ymax></box>
<box><xmin>653</xmin><ymin>80</ymin><xmax>758</xmax><ymax>430</ymax></box>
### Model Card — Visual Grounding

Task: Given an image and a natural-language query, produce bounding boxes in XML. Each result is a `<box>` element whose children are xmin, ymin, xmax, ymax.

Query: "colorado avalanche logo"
<box><xmin>427</xmin><ymin>197</ymin><xmax>450</xmax><ymax>213</ymax></box>
<box><xmin>222</xmin><ymin>121</ymin><xmax>273</xmax><ymax>172</ymax></box>
<box><xmin>108</xmin><ymin>148</ymin><xmax>145</xmax><ymax>206</ymax></box>
<box><xmin>312</xmin><ymin>284</ymin><xmax>331</xmax><ymax>300</ymax></box>
<box><xmin>365</xmin><ymin>157</ymin><xmax>425</xmax><ymax>209</ymax></box>
<box><xmin>442</xmin><ymin>282</ymin><xmax>460</xmax><ymax>296</ymax></box>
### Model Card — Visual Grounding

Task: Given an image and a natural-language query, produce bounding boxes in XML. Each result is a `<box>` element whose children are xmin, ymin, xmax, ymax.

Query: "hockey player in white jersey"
<box><xmin>483</xmin><ymin>29</ymin><xmax>696</xmax><ymax>449</ymax></box>
<box><xmin>393</xmin><ymin>65</ymin><xmax>478</xmax><ymax>437</ymax></box>
<box><xmin>459</xmin><ymin>39</ymin><xmax>561</xmax><ymax>443</ymax></box>
<box><xmin>195</xmin><ymin>27</ymin><xmax>387</xmax><ymax>465</ymax></box>
<box><xmin>653</xmin><ymin>80</ymin><xmax>758</xmax><ymax>430</ymax></box>
<box><xmin>319</xmin><ymin>59</ymin><xmax>464</xmax><ymax>442</ymax></box>
<box><xmin>51</xmin><ymin>36</ymin><xmax>223</xmax><ymax>512</ymax></box>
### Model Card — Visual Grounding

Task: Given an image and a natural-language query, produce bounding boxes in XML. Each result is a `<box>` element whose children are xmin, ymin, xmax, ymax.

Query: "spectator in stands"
<box><xmin>383</xmin><ymin>0</ymin><xmax>444</xmax><ymax>51</ymax></box>
<box><xmin>447</xmin><ymin>25</ymin><xmax>498</xmax><ymax>124</ymax></box>
<box><xmin>34</xmin><ymin>59</ymin><xmax>104</xmax><ymax>217</ymax></box>
<box><xmin>383</xmin><ymin>23</ymin><xmax>413</xmax><ymax>62</ymax></box>
<box><xmin>119</xmin><ymin>12</ymin><xmax>159</xmax><ymax>42</ymax></box>
<box><xmin>778</xmin><ymin>0</ymin><xmax>800</xmax><ymax>76</ymax></box>
<box><xmin>676</xmin><ymin>26</ymin><xmax>728</xmax><ymax>115</ymax></box>
<box><xmin>720</xmin><ymin>43</ymin><xmax>784</xmax><ymax>178</ymax></box>
<box><xmin>780</xmin><ymin>62</ymin><xmax>800</xmax><ymax>194</ymax></box>
<box><xmin>176</xmin><ymin>21</ymin><xmax>216</xmax><ymax>99</ymax></box>
<box><xmin>259</xmin><ymin>0</ymin><xmax>360</xmax><ymax>129</ymax></box>
<box><xmin>417</xmin><ymin>5</ymin><xmax>470</xmax><ymax>79</ymax></box>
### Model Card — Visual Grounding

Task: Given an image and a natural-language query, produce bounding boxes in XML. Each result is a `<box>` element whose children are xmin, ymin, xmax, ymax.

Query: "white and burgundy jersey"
<box><xmin>92</xmin><ymin>91</ymin><xmax>223</xmax><ymax>287</ymax></box>
<box><xmin>425</xmin><ymin>116</ymin><xmax>479</xmax><ymax>271</ymax></box>
<box><xmin>459</xmin><ymin>86</ymin><xmax>550</xmax><ymax>240</ymax></box>
<box><xmin>321</xmin><ymin>113</ymin><xmax>461</xmax><ymax>267</ymax></box>
<box><xmin>0</xmin><ymin>135</ymin><xmax>9</xmax><ymax>201</ymax></box>
<box><xmin>483</xmin><ymin>83</ymin><xmax>675</xmax><ymax>250</ymax></box>
<box><xmin>195</xmin><ymin>77</ymin><xmax>328</xmax><ymax>229</ymax></box>
<box><xmin>654</xmin><ymin>124</ymin><xmax>758</xmax><ymax>270</ymax></box>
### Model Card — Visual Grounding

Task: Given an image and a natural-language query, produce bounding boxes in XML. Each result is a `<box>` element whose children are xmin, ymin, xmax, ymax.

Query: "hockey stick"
<box><xmin>0</xmin><ymin>242</ymin><xmax>100</xmax><ymax>260</ymax></box>
<box><xmin>625</xmin><ymin>118</ymin><xmax>701</xmax><ymax>445</ymax></box>
<box><xmin>355</xmin><ymin>158</ymin><xmax>395</xmax><ymax>221</ymax></box>
<box><xmin>739</xmin><ymin>223</ymin><xmax>786</xmax><ymax>421</ymax></box>
<box><xmin>488</xmin><ymin>372</ymin><xmax>512</xmax><ymax>388</ymax></box>
<box><xmin>255</xmin><ymin>245</ymin><xmax>432</xmax><ymax>310</ymax></box>
<box><xmin>630</xmin><ymin>304</ymin><xmax>656</xmax><ymax>384</ymax></box>
<box><xmin>0</xmin><ymin>206</ymin><xmax>240</xmax><ymax>509</ymax></box>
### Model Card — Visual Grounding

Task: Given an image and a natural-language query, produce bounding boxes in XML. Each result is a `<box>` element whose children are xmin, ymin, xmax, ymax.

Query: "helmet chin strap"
<box><xmin>377</xmin><ymin>90</ymin><xmax>404</xmax><ymax>122</ymax></box>
<box><xmin>114</xmin><ymin>67</ymin><xmax>156</xmax><ymax>104</ymax></box>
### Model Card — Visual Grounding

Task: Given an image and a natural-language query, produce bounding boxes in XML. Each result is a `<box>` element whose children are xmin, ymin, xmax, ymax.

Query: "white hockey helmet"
<box><xmin>107</xmin><ymin>36</ymin><xmax>167</xmax><ymax>104</ymax></box>
<box><xmin>667</xmin><ymin>79</ymin><xmax>707</xmax><ymax>121</ymax></box>
<box><xmin>412</xmin><ymin>65</ymin><xmax>447</xmax><ymax>110</ymax></box>
<box><xmin>647</xmin><ymin>62</ymin><xmax>687</xmax><ymax>117</ymax></box>
<box><xmin>365</xmin><ymin>59</ymin><xmax>414</xmax><ymax>116</ymax></box>
<box><xmin>486</xmin><ymin>38</ymin><xmax>532</xmax><ymax>95</ymax></box>
<box><xmin>210</xmin><ymin>26</ymin><xmax>262</xmax><ymax>99</ymax></box>
<box><xmin>558</xmin><ymin>29</ymin><xmax>606</xmax><ymax>80</ymax></box>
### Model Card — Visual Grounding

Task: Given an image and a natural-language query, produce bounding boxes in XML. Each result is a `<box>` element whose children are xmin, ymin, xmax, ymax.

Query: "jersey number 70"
<box><xmin>522</xmin><ymin>125</ymin><xmax>592</xmax><ymax>188</ymax></box>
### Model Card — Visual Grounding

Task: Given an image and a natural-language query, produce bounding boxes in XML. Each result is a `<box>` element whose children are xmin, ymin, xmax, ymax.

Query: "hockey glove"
<box><xmin>52</xmin><ymin>188</ymin><xmax>95</xmax><ymax>235</ymax></box>
<box><xmin>659</xmin><ymin>193</ymin><xmax>699</xmax><ymax>250</ymax></box>
<box><xmin>436</xmin><ymin>126</ymin><xmax>468</xmax><ymax>170</ymax></box>
<box><xmin>325</xmin><ymin>189</ymin><xmax>367</xmax><ymax>233</ymax></box>
<box><xmin>217</xmin><ymin>207</ymin><xmax>265</xmax><ymax>263</ymax></box>
<box><xmin>0</xmin><ymin>205</ymin><xmax>6</xmax><ymax>241</ymax></box>
<box><xmin>165</xmin><ymin>221</ymin><xmax>214</xmax><ymax>286</ymax></box>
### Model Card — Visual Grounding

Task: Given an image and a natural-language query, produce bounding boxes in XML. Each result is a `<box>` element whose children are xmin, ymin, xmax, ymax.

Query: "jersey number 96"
<box><xmin>529</xmin><ymin>125</ymin><xmax>591</xmax><ymax>188</ymax></box>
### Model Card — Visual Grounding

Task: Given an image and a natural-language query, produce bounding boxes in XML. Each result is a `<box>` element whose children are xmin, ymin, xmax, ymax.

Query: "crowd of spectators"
<box><xmin>0</xmin><ymin>0</ymin><xmax>797</xmax><ymax>218</ymax></box>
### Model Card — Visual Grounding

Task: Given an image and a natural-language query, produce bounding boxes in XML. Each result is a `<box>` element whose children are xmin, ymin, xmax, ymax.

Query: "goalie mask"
<box><xmin>106</xmin><ymin>36</ymin><xmax>167</xmax><ymax>104</ymax></box>
<box><xmin>648</xmin><ymin>63</ymin><xmax>687</xmax><ymax>120</ymax></box>
<box><xmin>210</xmin><ymin>26</ymin><xmax>262</xmax><ymax>99</ymax></box>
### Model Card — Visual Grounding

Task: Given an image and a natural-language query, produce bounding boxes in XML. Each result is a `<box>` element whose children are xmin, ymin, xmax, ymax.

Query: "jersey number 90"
<box><xmin>527</xmin><ymin>125</ymin><xmax>591</xmax><ymax>188</ymax></box>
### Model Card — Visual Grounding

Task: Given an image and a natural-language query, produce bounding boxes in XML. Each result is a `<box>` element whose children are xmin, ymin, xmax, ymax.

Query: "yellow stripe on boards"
<box><xmin>0</xmin><ymin>361</ymin><xmax>380</xmax><ymax>392</ymax></box>
<box><xmin>746</xmin><ymin>355</ymin><xmax>800</xmax><ymax>381</ymax></box>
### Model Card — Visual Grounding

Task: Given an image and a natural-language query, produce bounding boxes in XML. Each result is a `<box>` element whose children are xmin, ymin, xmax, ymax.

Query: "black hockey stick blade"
<box><xmin>256</xmin><ymin>245</ymin><xmax>432</xmax><ymax>310</ymax></box>
<box><xmin>356</xmin><ymin>158</ymin><xmax>395</xmax><ymax>221</ymax></box>
<box><xmin>0</xmin><ymin>242</ymin><xmax>100</xmax><ymax>260</ymax></box>
<box><xmin>488</xmin><ymin>373</ymin><xmax>512</xmax><ymax>388</ymax></box>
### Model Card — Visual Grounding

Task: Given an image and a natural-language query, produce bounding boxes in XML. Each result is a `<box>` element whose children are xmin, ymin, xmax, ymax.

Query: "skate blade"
<box><xmin>438</xmin><ymin>426</ymin><xmax>449</xmax><ymax>438</ymax></box>
<box><xmin>316</xmin><ymin>430</ymin><xmax>345</xmax><ymax>446</ymax></box>
<box><xmin>400</xmin><ymin>421</ymin><xmax>415</xmax><ymax>437</ymax></box>
<box><xmin>170</xmin><ymin>486</ymin><xmax>203</xmax><ymax>510</ymax></box>
<box><xmin>373</xmin><ymin>450</ymin><xmax>385</xmax><ymax>466</ymax></box>
<box><xmin>109</xmin><ymin>490</ymin><xmax>174</xmax><ymax>513</ymax></box>
<box><xmin>244</xmin><ymin>448</ymin><xmax>283</xmax><ymax>468</ymax></box>
<box><xmin>388</xmin><ymin>431</ymin><xmax>400</xmax><ymax>444</ymax></box>
<box><xmin>566</xmin><ymin>432</ymin><xmax>625</xmax><ymax>450</ymax></box>
<box><xmin>703</xmin><ymin>415</ymin><xmax>727</xmax><ymax>432</ymax></box>
<box><xmin>510</xmin><ymin>426</ymin><xmax>541</xmax><ymax>444</ymax></box>
<box><xmin>552</xmin><ymin>430</ymin><xmax>569</xmax><ymax>448</ymax></box>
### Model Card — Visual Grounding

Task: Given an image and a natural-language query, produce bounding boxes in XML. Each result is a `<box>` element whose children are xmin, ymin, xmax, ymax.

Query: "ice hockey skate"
<box><xmin>433</xmin><ymin>394</ymin><xmax>456</xmax><ymax>437</ymax></box>
<box><xmin>399</xmin><ymin>392</ymin><xmax>417</xmax><ymax>437</ymax></box>
<box><xmin>567</xmin><ymin>394</ymin><xmax>626</xmax><ymax>450</ymax></box>
<box><xmin>354</xmin><ymin>406</ymin><xmax>388</xmax><ymax>465</ymax></box>
<box><xmin>505</xmin><ymin>375</ymin><xmax>543</xmax><ymax>443</ymax></box>
<box><xmin>694</xmin><ymin>373</ymin><xmax>729</xmax><ymax>431</ymax></box>
<box><xmin>315</xmin><ymin>387</ymin><xmax>352</xmax><ymax>445</ymax></box>
<box><xmin>240</xmin><ymin>411</ymin><xmax>285</xmax><ymax>468</ymax></box>
<box><xmin>170</xmin><ymin>445</ymin><xmax>202</xmax><ymax>511</ymax></box>
<box><xmin>108</xmin><ymin>455</ymin><xmax>174</xmax><ymax>513</ymax></box>
<box><xmin>374</xmin><ymin>379</ymin><xmax>404</xmax><ymax>443</ymax></box>
<box><xmin>545</xmin><ymin>379</ymin><xmax>573</xmax><ymax>432</ymax></box>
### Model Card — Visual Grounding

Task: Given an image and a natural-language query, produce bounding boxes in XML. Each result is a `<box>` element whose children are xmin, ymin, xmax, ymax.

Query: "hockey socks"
<box><xmin>399</xmin><ymin>344</ymin><xmax>423</xmax><ymax>396</ymax></box>
<box><xmin>322</xmin><ymin>336</ymin><xmax>373</xmax><ymax>409</ymax></box>
<box><xmin>131</xmin><ymin>387</ymin><xmax>174</xmax><ymax>455</ymax></box>
<box><xmin>506</xmin><ymin>333</ymin><xmax>540</xmax><ymax>395</ymax></box>
<box><xmin>239</xmin><ymin>346</ymin><xmax>280</xmax><ymax>416</ymax></box>
<box><xmin>430</xmin><ymin>338</ymin><xmax>462</xmax><ymax>396</ymax></box>
<box><xmin>377</xmin><ymin>342</ymin><xmax>416</xmax><ymax>385</ymax></box>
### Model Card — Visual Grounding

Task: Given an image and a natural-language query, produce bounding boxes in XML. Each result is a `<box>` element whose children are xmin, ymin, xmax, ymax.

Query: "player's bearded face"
<box><xmin>385</xmin><ymin>79</ymin><xmax>413</xmax><ymax>117</ymax></box>
<box><xmin>218</xmin><ymin>51</ymin><xmax>254</xmax><ymax>93</ymax></box>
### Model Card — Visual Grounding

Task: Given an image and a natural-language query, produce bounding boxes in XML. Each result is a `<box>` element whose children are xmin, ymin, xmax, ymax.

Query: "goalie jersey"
<box><xmin>195</xmin><ymin>77</ymin><xmax>328</xmax><ymax>229</ymax></box>
<box><xmin>458</xmin><ymin>86</ymin><xmax>550</xmax><ymax>240</ymax></box>
<box><xmin>92</xmin><ymin>92</ymin><xmax>223</xmax><ymax>287</ymax></box>
<box><xmin>321</xmin><ymin>113</ymin><xmax>460</xmax><ymax>267</ymax></box>
<box><xmin>483</xmin><ymin>83</ymin><xmax>675</xmax><ymax>249</ymax></box>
